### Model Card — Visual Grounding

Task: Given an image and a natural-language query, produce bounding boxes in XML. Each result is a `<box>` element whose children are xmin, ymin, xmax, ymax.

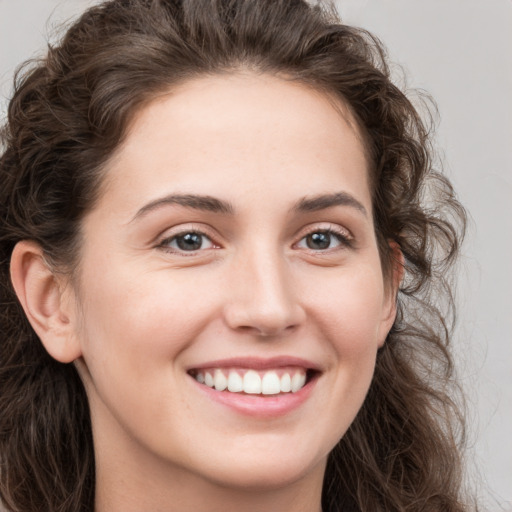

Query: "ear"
<box><xmin>377</xmin><ymin>241</ymin><xmax>404</xmax><ymax>347</ymax></box>
<box><xmin>10</xmin><ymin>240</ymin><xmax>82</xmax><ymax>363</ymax></box>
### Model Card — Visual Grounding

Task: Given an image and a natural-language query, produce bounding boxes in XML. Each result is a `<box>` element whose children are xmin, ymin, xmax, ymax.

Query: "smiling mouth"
<box><xmin>188</xmin><ymin>367</ymin><xmax>317</xmax><ymax>396</ymax></box>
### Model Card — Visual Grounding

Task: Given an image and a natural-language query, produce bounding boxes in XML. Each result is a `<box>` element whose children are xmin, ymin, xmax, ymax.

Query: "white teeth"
<box><xmin>243</xmin><ymin>370</ymin><xmax>262</xmax><ymax>394</ymax></box>
<box><xmin>194</xmin><ymin>368</ymin><xmax>309</xmax><ymax>395</ymax></box>
<box><xmin>261</xmin><ymin>371</ymin><xmax>281</xmax><ymax>395</ymax></box>
<box><xmin>227</xmin><ymin>371</ymin><xmax>243</xmax><ymax>392</ymax></box>
<box><xmin>291</xmin><ymin>372</ymin><xmax>306</xmax><ymax>393</ymax></box>
<box><xmin>204</xmin><ymin>372</ymin><xmax>214</xmax><ymax>387</ymax></box>
<box><xmin>280</xmin><ymin>373</ymin><xmax>291</xmax><ymax>392</ymax></box>
<box><xmin>214</xmin><ymin>369</ymin><xmax>227</xmax><ymax>391</ymax></box>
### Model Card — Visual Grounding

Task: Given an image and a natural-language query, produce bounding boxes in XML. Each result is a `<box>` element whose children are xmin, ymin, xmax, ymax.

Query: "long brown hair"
<box><xmin>0</xmin><ymin>1</ymin><xmax>470</xmax><ymax>510</ymax></box>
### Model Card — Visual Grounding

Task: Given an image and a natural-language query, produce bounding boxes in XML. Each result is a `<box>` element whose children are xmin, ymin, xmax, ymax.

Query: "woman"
<box><xmin>0</xmin><ymin>0</ymin><xmax>471</xmax><ymax>511</ymax></box>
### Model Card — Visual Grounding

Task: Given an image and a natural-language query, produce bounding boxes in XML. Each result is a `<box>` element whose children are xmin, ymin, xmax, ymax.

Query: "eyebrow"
<box><xmin>131</xmin><ymin>190</ymin><xmax>367</xmax><ymax>223</ymax></box>
<box><xmin>293</xmin><ymin>192</ymin><xmax>367</xmax><ymax>216</ymax></box>
<box><xmin>131</xmin><ymin>194</ymin><xmax>234</xmax><ymax>222</ymax></box>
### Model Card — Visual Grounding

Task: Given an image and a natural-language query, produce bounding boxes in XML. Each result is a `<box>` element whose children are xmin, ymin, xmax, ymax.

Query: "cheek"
<box><xmin>73</xmin><ymin>270</ymin><xmax>202</xmax><ymax>431</ymax></box>
<box><xmin>305</xmin><ymin>264</ymin><xmax>386</xmax><ymax>351</ymax></box>
<box><xmin>299</xmin><ymin>266</ymin><xmax>385</xmax><ymax>447</ymax></box>
<box><xmin>75</xmin><ymin>266</ymin><xmax>219</xmax><ymax>372</ymax></box>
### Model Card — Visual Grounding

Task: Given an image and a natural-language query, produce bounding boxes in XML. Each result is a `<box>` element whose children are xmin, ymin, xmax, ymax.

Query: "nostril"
<box><xmin>227</xmin><ymin>319</ymin><xmax>300</xmax><ymax>338</ymax></box>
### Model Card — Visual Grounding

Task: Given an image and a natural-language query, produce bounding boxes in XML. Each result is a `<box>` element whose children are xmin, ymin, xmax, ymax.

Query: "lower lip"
<box><xmin>190</xmin><ymin>375</ymin><xmax>318</xmax><ymax>418</ymax></box>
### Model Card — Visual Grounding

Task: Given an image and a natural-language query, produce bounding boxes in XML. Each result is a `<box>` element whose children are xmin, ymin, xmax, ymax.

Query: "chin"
<box><xmin>194</xmin><ymin>447</ymin><xmax>326</xmax><ymax>491</ymax></box>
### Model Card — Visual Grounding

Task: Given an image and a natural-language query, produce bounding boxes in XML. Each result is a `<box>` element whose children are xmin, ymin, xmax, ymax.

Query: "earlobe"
<box><xmin>378</xmin><ymin>241</ymin><xmax>405</xmax><ymax>347</ymax></box>
<box><xmin>10</xmin><ymin>240</ymin><xmax>82</xmax><ymax>363</ymax></box>
<box><xmin>389</xmin><ymin>241</ymin><xmax>405</xmax><ymax>297</ymax></box>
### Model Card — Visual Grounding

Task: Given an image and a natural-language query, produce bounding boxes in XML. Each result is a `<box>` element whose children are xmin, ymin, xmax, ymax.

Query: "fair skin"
<box><xmin>11</xmin><ymin>73</ymin><xmax>399</xmax><ymax>512</ymax></box>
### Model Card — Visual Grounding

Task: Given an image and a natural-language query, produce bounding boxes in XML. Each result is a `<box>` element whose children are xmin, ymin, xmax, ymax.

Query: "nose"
<box><xmin>223</xmin><ymin>249</ymin><xmax>306</xmax><ymax>337</ymax></box>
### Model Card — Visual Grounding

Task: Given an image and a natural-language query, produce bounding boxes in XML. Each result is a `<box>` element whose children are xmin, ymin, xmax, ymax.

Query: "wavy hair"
<box><xmin>0</xmin><ymin>1</ymin><xmax>469</xmax><ymax>510</ymax></box>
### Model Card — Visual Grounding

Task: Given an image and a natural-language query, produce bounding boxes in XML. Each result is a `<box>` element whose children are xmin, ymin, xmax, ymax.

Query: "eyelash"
<box><xmin>295</xmin><ymin>226</ymin><xmax>353</xmax><ymax>252</ymax></box>
<box><xmin>156</xmin><ymin>228</ymin><xmax>218</xmax><ymax>257</ymax></box>
<box><xmin>156</xmin><ymin>225</ymin><xmax>353</xmax><ymax>255</ymax></box>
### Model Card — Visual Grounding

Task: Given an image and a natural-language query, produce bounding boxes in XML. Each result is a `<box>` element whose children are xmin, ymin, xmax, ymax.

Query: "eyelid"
<box><xmin>293</xmin><ymin>223</ymin><xmax>354</xmax><ymax>246</ymax></box>
<box><xmin>152</xmin><ymin>222</ymin><xmax>354</xmax><ymax>255</ymax></box>
<box><xmin>155</xmin><ymin>223</ymin><xmax>222</xmax><ymax>253</ymax></box>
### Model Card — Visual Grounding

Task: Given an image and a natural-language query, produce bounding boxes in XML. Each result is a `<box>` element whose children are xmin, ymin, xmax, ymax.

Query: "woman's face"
<box><xmin>71</xmin><ymin>73</ymin><xmax>396</xmax><ymax>490</ymax></box>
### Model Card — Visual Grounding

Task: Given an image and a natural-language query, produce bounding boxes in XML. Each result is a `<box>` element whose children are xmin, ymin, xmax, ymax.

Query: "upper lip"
<box><xmin>187</xmin><ymin>356</ymin><xmax>322</xmax><ymax>372</ymax></box>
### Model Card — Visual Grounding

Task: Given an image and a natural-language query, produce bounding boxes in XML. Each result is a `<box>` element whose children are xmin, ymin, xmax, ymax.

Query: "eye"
<box><xmin>159</xmin><ymin>231</ymin><xmax>215</xmax><ymax>253</ymax></box>
<box><xmin>296</xmin><ymin>229</ymin><xmax>351</xmax><ymax>251</ymax></box>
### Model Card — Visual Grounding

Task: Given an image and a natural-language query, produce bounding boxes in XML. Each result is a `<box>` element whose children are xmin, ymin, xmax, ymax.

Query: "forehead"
<box><xmin>97</xmin><ymin>72</ymin><xmax>371</xmax><ymax>215</ymax></box>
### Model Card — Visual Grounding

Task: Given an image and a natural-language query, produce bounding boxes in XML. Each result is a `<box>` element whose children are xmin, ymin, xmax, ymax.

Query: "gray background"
<box><xmin>1</xmin><ymin>0</ymin><xmax>510</xmax><ymax>509</ymax></box>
